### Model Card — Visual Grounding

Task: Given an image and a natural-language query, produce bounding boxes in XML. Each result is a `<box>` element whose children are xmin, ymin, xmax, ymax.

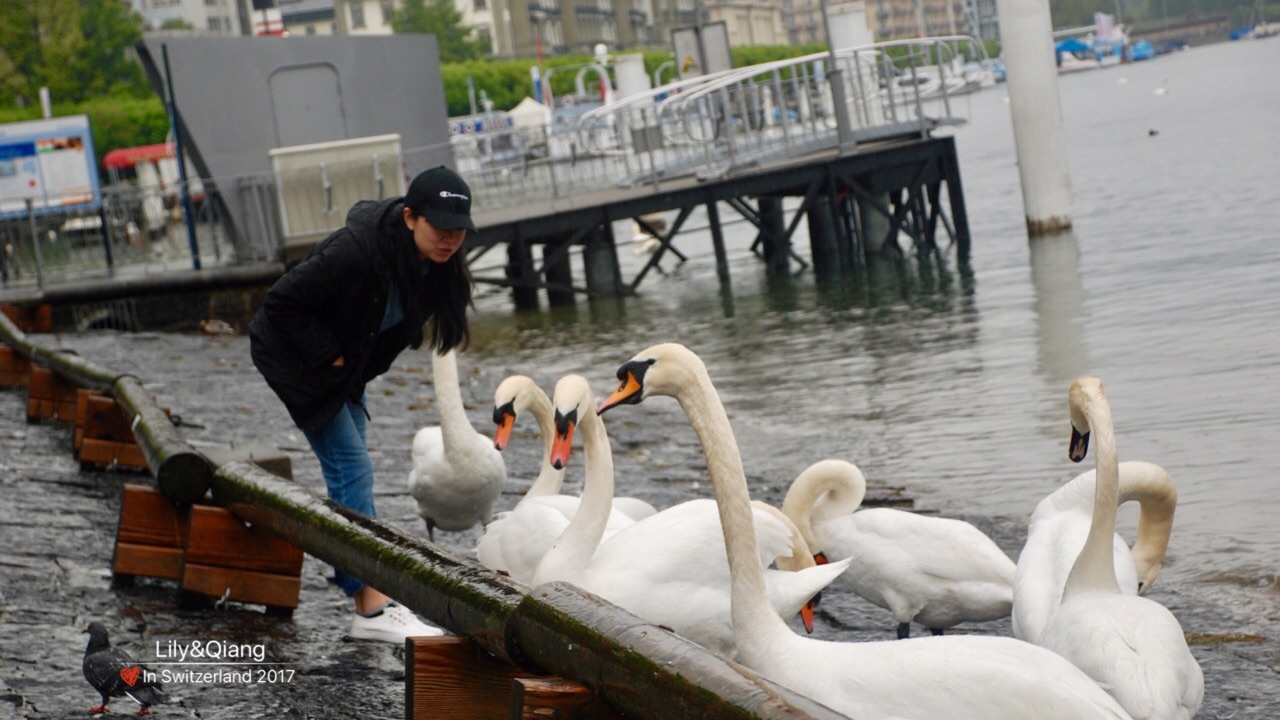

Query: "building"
<box><xmin>137</xmin><ymin>0</ymin><xmax>796</xmax><ymax>58</ymax></box>
<box><xmin>128</xmin><ymin>0</ymin><xmax>250</xmax><ymax>34</ymax></box>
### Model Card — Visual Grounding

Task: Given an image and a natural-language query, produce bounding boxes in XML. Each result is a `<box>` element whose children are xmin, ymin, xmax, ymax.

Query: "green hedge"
<box><xmin>0</xmin><ymin>96</ymin><xmax>170</xmax><ymax>171</ymax></box>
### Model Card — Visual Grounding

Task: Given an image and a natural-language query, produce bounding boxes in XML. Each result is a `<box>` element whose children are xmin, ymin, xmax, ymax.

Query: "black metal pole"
<box><xmin>161</xmin><ymin>43</ymin><xmax>201</xmax><ymax>270</ymax></box>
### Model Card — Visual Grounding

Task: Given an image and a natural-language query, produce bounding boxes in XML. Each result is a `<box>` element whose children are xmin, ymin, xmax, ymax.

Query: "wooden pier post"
<box><xmin>756</xmin><ymin>196</ymin><xmax>789</xmax><ymax>276</ymax></box>
<box><xmin>506</xmin><ymin>237</ymin><xmax>539</xmax><ymax>311</ymax></box>
<box><xmin>705</xmin><ymin>200</ymin><xmax>731</xmax><ymax>289</ymax></box>
<box><xmin>807</xmin><ymin>195</ymin><xmax>840</xmax><ymax>278</ymax></box>
<box><xmin>543</xmin><ymin>238</ymin><xmax>575</xmax><ymax>307</ymax></box>
<box><xmin>582</xmin><ymin>224</ymin><xmax>622</xmax><ymax>297</ymax></box>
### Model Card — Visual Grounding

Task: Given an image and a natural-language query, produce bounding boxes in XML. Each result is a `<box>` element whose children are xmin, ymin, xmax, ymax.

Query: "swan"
<box><xmin>597</xmin><ymin>343</ymin><xmax>1133</xmax><ymax>720</ymax></box>
<box><xmin>407</xmin><ymin>349</ymin><xmax>506</xmax><ymax>541</ymax></box>
<box><xmin>782</xmin><ymin>458</ymin><xmax>1015</xmax><ymax>638</ymax></box>
<box><xmin>1013</xmin><ymin>460</ymin><xmax>1177</xmax><ymax>644</ymax></box>
<box><xmin>475</xmin><ymin>375</ymin><xmax>646</xmax><ymax>582</ymax></box>
<box><xmin>533</xmin><ymin>374</ymin><xmax>847</xmax><ymax>658</ymax></box>
<box><xmin>1036</xmin><ymin>377</ymin><xmax>1203</xmax><ymax>719</ymax></box>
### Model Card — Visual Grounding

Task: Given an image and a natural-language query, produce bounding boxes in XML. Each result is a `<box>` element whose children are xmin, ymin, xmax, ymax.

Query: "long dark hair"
<box><xmin>390</xmin><ymin>205</ymin><xmax>473</xmax><ymax>354</ymax></box>
<box><xmin>423</xmin><ymin>248</ymin><xmax>473</xmax><ymax>353</ymax></box>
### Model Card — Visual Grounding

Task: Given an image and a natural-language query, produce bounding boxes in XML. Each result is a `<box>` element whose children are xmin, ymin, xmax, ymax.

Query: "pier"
<box><xmin>1</xmin><ymin>38</ymin><xmax>977</xmax><ymax>328</ymax></box>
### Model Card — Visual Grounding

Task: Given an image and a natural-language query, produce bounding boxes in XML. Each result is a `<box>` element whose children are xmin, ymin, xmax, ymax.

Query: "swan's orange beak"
<box><xmin>493</xmin><ymin>413</ymin><xmax>514</xmax><ymax>450</ymax></box>
<box><xmin>813</xmin><ymin>552</ymin><xmax>830</xmax><ymax>565</ymax></box>
<box><xmin>801</xmin><ymin>600</ymin><xmax>816</xmax><ymax>633</ymax></box>
<box><xmin>550</xmin><ymin>420</ymin><xmax>576</xmax><ymax>470</ymax></box>
<box><xmin>598</xmin><ymin>372</ymin><xmax>642</xmax><ymax>414</ymax></box>
<box><xmin>1068</xmin><ymin>426</ymin><xmax>1090</xmax><ymax>463</ymax></box>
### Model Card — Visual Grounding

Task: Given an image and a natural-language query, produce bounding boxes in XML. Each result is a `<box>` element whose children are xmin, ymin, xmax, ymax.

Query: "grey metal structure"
<box><xmin>134</xmin><ymin>34</ymin><xmax>454</xmax><ymax>256</ymax></box>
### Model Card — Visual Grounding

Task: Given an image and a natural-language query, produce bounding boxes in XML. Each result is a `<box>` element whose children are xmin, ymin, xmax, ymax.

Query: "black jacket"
<box><xmin>250</xmin><ymin>197</ymin><xmax>427</xmax><ymax>433</ymax></box>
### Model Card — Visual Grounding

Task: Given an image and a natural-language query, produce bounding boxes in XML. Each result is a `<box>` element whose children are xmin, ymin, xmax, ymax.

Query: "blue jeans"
<box><xmin>303</xmin><ymin>394</ymin><xmax>374</xmax><ymax>597</ymax></box>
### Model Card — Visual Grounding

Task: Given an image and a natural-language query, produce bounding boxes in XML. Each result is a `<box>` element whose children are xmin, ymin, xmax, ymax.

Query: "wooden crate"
<box><xmin>1</xmin><ymin>303</ymin><xmax>52</xmax><ymax>333</ymax></box>
<box><xmin>26</xmin><ymin>365</ymin><xmax>78</xmax><ymax>422</ymax></box>
<box><xmin>111</xmin><ymin>484</ymin><xmax>305</xmax><ymax>613</ymax></box>
<box><xmin>112</xmin><ymin>484</ymin><xmax>187</xmax><ymax>581</ymax></box>
<box><xmin>406</xmin><ymin>636</ymin><xmax>539</xmax><ymax>720</ymax></box>
<box><xmin>0</xmin><ymin>343</ymin><xmax>31</xmax><ymax>388</ymax></box>
<box><xmin>179</xmin><ymin>504</ymin><xmax>304</xmax><ymax>611</ymax></box>
<box><xmin>76</xmin><ymin>391</ymin><xmax>151</xmax><ymax>471</ymax></box>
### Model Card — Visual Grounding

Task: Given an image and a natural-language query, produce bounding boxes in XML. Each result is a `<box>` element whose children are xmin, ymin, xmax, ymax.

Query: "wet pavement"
<box><xmin>0</xmin><ymin>330</ymin><xmax>1276</xmax><ymax>719</ymax></box>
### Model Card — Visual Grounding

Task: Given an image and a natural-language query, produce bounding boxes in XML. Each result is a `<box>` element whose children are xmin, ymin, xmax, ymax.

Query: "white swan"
<box><xmin>1036</xmin><ymin>377</ymin><xmax>1203</xmax><ymax>719</ymax></box>
<box><xmin>782</xmin><ymin>458</ymin><xmax>1015</xmax><ymax>638</ymax></box>
<box><xmin>1013</xmin><ymin>460</ymin><xmax>1177</xmax><ymax>644</ymax></box>
<box><xmin>533</xmin><ymin>374</ymin><xmax>847</xmax><ymax>658</ymax></box>
<box><xmin>407</xmin><ymin>349</ymin><xmax>506</xmax><ymax>540</ymax></box>
<box><xmin>475</xmin><ymin>375</ymin><xmax>645</xmax><ymax>583</ymax></box>
<box><xmin>598</xmin><ymin>344</ymin><xmax>1133</xmax><ymax>720</ymax></box>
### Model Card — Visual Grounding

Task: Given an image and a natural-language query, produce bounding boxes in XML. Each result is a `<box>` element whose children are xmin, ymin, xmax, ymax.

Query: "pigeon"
<box><xmin>82</xmin><ymin>622</ymin><xmax>166</xmax><ymax>716</ymax></box>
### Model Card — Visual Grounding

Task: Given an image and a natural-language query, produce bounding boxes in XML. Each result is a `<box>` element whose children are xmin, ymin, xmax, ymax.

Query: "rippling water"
<box><xmin>464</xmin><ymin>38</ymin><xmax>1280</xmax><ymax>593</ymax></box>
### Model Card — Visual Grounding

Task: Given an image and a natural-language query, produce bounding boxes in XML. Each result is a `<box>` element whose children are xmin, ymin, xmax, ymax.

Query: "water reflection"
<box><xmin>1027</xmin><ymin>232</ymin><xmax>1090</xmax><ymax>392</ymax></box>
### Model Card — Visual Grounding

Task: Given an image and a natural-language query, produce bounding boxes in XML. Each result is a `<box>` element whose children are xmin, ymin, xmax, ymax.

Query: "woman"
<box><xmin>250</xmin><ymin>166</ymin><xmax>474</xmax><ymax>643</ymax></box>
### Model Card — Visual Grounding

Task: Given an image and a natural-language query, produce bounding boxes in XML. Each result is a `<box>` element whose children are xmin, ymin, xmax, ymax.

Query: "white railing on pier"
<box><xmin>0</xmin><ymin>37</ymin><xmax>989</xmax><ymax>294</ymax></box>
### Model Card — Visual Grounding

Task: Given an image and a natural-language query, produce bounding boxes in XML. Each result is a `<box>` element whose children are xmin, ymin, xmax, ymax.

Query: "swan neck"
<box><xmin>785</xmin><ymin>462</ymin><xmax>866</xmax><ymax>543</ymax></box>
<box><xmin>1121</xmin><ymin>462</ymin><xmax>1176</xmax><ymax>575</ymax></box>
<box><xmin>433</xmin><ymin>351</ymin><xmax>471</xmax><ymax>444</ymax></box>
<box><xmin>676</xmin><ymin>370</ymin><xmax>779</xmax><ymax>632</ymax></box>
<box><xmin>536</xmin><ymin>411</ymin><xmax>613</xmax><ymax>583</ymax></box>
<box><xmin>525</xmin><ymin>394</ymin><xmax>565</xmax><ymax>498</ymax></box>
<box><xmin>1066</xmin><ymin>400</ymin><xmax>1121</xmax><ymax>595</ymax></box>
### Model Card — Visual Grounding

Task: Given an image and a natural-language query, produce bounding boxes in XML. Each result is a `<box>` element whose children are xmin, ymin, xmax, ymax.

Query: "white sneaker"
<box><xmin>348</xmin><ymin>602</ymin><xmax>446</xmax><ymax>643</ymax></box>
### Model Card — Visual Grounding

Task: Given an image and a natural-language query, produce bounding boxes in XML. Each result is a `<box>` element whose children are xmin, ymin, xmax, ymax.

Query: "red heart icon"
<box><xmin>120</xmin><ymin>666</ymin><xmax>140</xmax><ymax>687</ymax></box>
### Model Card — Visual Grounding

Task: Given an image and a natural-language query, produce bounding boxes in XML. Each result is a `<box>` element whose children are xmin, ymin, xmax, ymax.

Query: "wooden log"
<box><xmin>113</xmin><ymin>375</ymin><xmax>214</xmax><ymax>503</ymax></box>
<box><xmin>507</xmin><ymin>582</ymin><xmax>850</xmax><ymax>720</ymax></box>
<box><xmin>511</xmin><ymin>677</ymin><xmax>624</xmax><ymax>720</ymax></box>
<box><xmin>210</xmin><ymin>460</ymin><xmax>531</xmax><ymax>667</ymax></box>
<box><xmin>405</xmin><ymin>636</ymin><xmax>539</xmax><ymax>720</ymax></box>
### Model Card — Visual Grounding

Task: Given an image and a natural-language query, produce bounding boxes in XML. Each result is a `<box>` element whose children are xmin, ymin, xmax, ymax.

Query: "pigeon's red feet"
<box><xmin>88</xmin><ymin>705</ymin><xmax>107</xmax><ymax>714</ymax></box>
<box><xmin>136</xmin><ymin>708</ymin><xmax>154</xmax><ymax>716</ymax></box>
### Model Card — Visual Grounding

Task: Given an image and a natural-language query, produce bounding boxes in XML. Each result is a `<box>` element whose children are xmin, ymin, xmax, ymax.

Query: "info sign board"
<box><xmin>0</xmin><ymin>115</ymin><xmax>102</xmax><ymax>220</ymax></box>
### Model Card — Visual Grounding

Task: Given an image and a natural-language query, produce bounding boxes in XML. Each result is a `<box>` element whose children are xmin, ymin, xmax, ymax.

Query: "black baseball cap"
<box><xmin>404</xmin><ymin>166</ymin><xmax>476</xmax><ymax>233</ymax></box>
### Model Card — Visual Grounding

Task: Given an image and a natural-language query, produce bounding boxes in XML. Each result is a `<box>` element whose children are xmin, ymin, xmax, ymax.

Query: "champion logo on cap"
<box><xmin>439</xmin><ymin>191</ymin><xmax>469</xmax><ymax>201</ymax></box>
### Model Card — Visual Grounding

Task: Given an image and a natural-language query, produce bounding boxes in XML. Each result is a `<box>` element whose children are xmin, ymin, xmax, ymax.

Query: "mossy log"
<box><xmin>112</xmin><ymin>375</ymin><xmax>214</xmax><ymax>503</ymax></box>
<box><xmin>1</xmin><ymin>309</ymin><xmax>214</xmax><ymax>503</ymax></box>
<box><xmin>211</xmin><ymin>460</ymin><xmax>531</xmax><ymax>667</ymax></box>
<box><xmin>509</xmin><ymin>582</ymin><xmax>850</xmax><ymax>720</ymax></box>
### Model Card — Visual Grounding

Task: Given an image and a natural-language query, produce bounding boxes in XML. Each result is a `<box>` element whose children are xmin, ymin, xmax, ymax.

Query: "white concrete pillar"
<box><xmin>614</xmin><ymin>53</ymin><xmax>651</xmax><ymax>100</ymax></box>
<box><xmin>996</xmin><ymin>0</ymin><xmax>1073</xmax><ymax>234</ymax></box>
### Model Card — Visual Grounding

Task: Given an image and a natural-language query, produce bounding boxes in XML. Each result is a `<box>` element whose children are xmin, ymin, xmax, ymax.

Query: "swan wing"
<box><xmin>754</xmin><ymin>633</ymin><xmax>1131</xmax><ymax>720</ymax></box>
<box><xmin>1041</xmin><ymin>595</ymin><xmax>1204</xmax><ymax>720</ymax></box>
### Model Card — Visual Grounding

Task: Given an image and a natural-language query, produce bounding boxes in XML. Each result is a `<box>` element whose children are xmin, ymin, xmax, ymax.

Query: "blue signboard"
<box><xmin>0</xmin><ymin>114</ymin><xmax>102</xmax><ymax>219</ymax></box>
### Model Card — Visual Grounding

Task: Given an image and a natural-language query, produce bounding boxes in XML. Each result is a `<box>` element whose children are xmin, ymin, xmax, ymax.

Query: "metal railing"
<box><xmin>0</xmin><ymin>37</ymin><xmax>987</xmax><ymax>295</ymax></box>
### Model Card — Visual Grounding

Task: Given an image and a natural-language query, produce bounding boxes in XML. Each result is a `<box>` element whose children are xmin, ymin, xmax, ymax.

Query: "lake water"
<box><xmin>44</xmin><ymin>37</ymin><xmax>1278</xmax><ymax>717</ymax></box>
<box><xmin>465</xmin><ymin>37</ymin><xmax>1280</xmax><ymax>593</ymax></box>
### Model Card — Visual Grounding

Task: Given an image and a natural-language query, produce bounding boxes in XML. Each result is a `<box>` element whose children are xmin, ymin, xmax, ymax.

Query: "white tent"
<box><xmin>507</xmin><ymin>96</ymin><xmax>551</xmax><ymax>129</ymax></box>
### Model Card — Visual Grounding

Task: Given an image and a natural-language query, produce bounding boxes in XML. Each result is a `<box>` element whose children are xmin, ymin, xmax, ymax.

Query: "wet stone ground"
<box><xmin>0</xmin><ymin>330</ymin><xmax>1276</xmax><ymax>719</ymax></box>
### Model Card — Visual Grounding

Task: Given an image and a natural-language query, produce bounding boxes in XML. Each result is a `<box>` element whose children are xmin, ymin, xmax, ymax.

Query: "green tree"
<box><xmin>0</xmin><ymin>0</ymin><xmax>144</xmax><ymax>107</ymax></box>
<box><xmin>73</xmin><ymin>0</ymin><xmax>147</xmax><ymax>99</ymax></box>
<box><xmin>391</xmin><ymin>0</ymin><xmax>486</xmax><ymax>63</ymax></box>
